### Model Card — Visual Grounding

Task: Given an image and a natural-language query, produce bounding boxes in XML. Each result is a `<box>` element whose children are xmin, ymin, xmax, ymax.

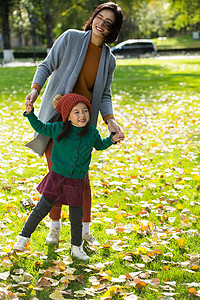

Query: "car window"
<box><xmin>123</xmin><ymin>43</ymin><xmax>136</xmax><ymax>49</ymax></box>
<box><xmin>138</xmin><ymin>42</ymin><xmax>153</xmax><ymax>47</ymax></box>
<box><xmin>122</xmin><ymin>42</ymin><xmax>154</xmax><ymax>48</ymax></box>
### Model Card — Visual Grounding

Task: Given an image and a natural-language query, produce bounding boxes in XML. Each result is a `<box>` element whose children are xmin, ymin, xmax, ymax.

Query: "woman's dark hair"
<box><xmin>84</xmin><ymin>2</ymin><xmax>124</xmax><ymax>44</ymax></box>
<box><xmin>57</xmin><ymin>121</ymin><xmax>90</xmax><ymax>142</ymax></box>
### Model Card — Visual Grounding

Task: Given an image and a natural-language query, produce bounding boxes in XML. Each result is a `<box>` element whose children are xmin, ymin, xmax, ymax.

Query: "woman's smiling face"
<box><xmin>91</xmin><ymin>9</ymin><xmax>115</xmax><ymax>46</ymax></box>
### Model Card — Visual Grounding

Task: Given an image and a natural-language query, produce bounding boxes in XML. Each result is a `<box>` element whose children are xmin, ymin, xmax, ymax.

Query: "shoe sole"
<box><xmin>71</xmin><ymin>251</ymin><xmax>89</xmax><ymax>261</ymax></box>
<box><xmin>83</xmin><ymin>239</ymin><xmax>100</xmax><ymax>246</ymax></box>
<box><xmin>82</xmin><ymin>236</ymin><xmax>100</xmax><ymax>246</ymax></box>
<box><xmin>71</xmin><ymin>254</ymin><xmax>89</xmax><ymax>261</ymax></box>
<box><xmin>45</xmin><ymin>239</ymin><xmax>59</xmax><ymax>244</ymax></box>
<box><xmin>13</xmin><ymin>246</ymin><xmax>24</xmax><ymax>251</ymax></box>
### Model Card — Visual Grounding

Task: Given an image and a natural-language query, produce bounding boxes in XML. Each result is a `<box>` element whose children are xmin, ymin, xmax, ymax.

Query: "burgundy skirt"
<box><xmin>36</xmin><ymin>171</ymin><xmax>85</xmax><ymax>206</ymax></box>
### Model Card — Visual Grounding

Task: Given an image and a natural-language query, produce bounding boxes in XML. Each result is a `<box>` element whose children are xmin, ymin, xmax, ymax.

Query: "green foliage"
<box><xmin>168</xmin><ymin>0</ymin><xmax>200</xmax><ymax>31</ymax></box>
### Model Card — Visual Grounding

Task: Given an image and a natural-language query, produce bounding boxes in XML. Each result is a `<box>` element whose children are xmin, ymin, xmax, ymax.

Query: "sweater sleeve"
<box><xmin>100</xmin><ymin>52</ymin><xmax>116</xmax><ymax>121</ymax></box>
<box><xmin>31</xmin><ymin>30</ymin><xmax>71</xmax><ymax>89</ymax></box>
<box><xmin>93</xmin><ymin>128</ymin><xmax>113</xmax><ymax>151</ymax></box>
<box><xmin>24</xmin><ymin>111</ymin><xmax>61</xmax><ymax>139</ymax></box>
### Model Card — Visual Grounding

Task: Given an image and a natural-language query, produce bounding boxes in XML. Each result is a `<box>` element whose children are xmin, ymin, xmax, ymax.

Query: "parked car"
<box><xmin>111</xmin><ymin>39</ymin><xmax>157</xmax><ymax>58</ymax></box>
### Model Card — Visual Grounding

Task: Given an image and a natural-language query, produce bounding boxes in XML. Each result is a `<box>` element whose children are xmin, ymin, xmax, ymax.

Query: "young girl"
<box><xmin>13</xmin><ymin>93</ymin><xmax>120</xmax><ymax>260</ymax></box>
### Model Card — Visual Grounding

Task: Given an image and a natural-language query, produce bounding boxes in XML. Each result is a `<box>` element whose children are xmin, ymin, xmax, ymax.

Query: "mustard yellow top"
<box><xmin>73</xmin><ymin>41</ymin><xmax>102</xmax><ymax>102</ymax></box>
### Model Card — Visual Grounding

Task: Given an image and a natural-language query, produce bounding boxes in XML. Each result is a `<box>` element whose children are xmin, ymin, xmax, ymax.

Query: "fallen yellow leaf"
<box><xmin>188</xmin><ymin>288</ymin><xmax>197</xmax><ymax>295</ymax></box>
<box><xmin>176</xmin><ymin>204</ymin><xmax>183</xmax><ymax>210</ymax></box>
<box><xmin>49</xmin><ymin>289</ymin><xmax>67</xmax><ymax>300</ymax></box>
<box><xmin>178</xmin><ymin>238</ymin><xmax>185</xmax><ymax>248</ymax></box>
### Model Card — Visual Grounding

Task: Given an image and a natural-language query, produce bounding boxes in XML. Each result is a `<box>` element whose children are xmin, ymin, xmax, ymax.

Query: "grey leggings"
<box><xmin>20</xmin><ymin>195</ymin><xmax>83</xmax><ymax>246</ymax></box>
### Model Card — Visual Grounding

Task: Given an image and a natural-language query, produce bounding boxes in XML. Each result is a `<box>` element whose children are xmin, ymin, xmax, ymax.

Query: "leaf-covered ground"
<box><xmin>0</xmin><ymin>59</ymin><xmax>200</xmax><ymax>299</ymax></box>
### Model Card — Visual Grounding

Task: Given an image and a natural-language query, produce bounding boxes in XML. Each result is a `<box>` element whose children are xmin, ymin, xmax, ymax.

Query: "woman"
<box><xmin>25</xmin><ymin>2</ymin><xmax>125</xmax><ymax>246</ymax></box>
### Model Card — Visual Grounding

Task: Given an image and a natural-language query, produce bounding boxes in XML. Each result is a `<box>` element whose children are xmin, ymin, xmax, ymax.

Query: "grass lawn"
<box><xmin>153</xmin><ymin>34</ymin><xmax>200</xmax><ymax>49</ymax></box>
<box><xmin>0</xmin><ymin>57</ymin><xmax>200</xmax><ymax>299</ymax></box>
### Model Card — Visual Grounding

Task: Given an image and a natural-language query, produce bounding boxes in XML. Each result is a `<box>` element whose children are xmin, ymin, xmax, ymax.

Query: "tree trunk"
<box><xmin>1</xmin><ymin>0</ymin><xmax>14</xmax><ymax>62</ymax></box>
<box><xmin>45</xmin><ymin>12</ymin><xmax>54</xmax><ymax>50</ymax></box>
<box><xmin>2</xmin><ymin>0</ymin><xmax>11</xmax><ymax>49</ymax></box>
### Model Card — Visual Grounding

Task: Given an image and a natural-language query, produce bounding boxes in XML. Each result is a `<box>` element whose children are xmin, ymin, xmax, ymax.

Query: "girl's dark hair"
<box><xmin>57</xmin><ymin>121</ymin><xmax>90</xmax><ymax>142</ymax></box>
<box><xmin>84</xmin><ymin>2</ymin><xmax>124</xmax><ymax>44</ymax></box>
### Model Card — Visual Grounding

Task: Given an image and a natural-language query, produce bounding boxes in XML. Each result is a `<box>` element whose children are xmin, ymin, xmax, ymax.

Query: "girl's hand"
<box><xmin>111</xmin><ymin>132</ymin><xmax>123</xmax><ymax>143</ymax></box>
<box><xmin>25</xmin><ymin>101</ymin><xmax>33</xmax><ymax>114</ymax></box>
<box><xmin>107</xmin><ymin>118</ymin><xmax>124</xmax><ymax>143</ymax></box>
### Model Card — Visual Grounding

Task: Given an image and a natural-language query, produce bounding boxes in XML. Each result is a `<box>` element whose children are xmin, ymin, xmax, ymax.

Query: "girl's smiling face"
<box><xmin>91</xmin><ymin>9</ymin><xmax>115</xmax><ymax>46</ymax></box>
<box><xmin>68</xmin><ymin>102</ymin><xmax>90</xmax><ymax>127</ymax></box>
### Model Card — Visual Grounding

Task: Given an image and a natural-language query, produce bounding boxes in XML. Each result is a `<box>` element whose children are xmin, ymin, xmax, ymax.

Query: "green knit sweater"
<box><xmin>24</xmin><ymin>111</ymin><xmax>113</xmax><ymax>179</ymax></box>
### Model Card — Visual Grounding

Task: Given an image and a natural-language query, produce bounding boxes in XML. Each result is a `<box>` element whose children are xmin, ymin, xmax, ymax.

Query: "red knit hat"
<box><xmin>55</xmin><ymin>93</ymin><xmax>92</xmax><ymax>123</ymax></box>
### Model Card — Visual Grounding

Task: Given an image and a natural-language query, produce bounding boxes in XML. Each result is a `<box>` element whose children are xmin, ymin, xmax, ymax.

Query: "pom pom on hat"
<box><xmin>54</xmin><ymin>93</ymin><xmax>92</xmax><ymax>123</ymax></box>
<box><xmin>52</xmin><ymin>94</ymin><xmax>63</xmax><ymax>108</ymax></box>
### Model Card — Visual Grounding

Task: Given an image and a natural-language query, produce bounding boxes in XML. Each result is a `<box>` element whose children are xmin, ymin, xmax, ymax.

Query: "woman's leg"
<box><xmin>82</xmin><ymin>173</ymin><xmax>92</xmax><ymax>236</ymax></box>
<box><xmin>82</xmin><ymin>174</ymin><xmax>100</xmax><ymax>246</ymax></box>
<box><xmin>82</xmin><ymin>173</ymin><xmax>91</xmax><ymax>223</ymax></box>
<box><xmin>20</xmin><ymin>195</ymin><xmax>56</xmax><ymax>238</ymax></box>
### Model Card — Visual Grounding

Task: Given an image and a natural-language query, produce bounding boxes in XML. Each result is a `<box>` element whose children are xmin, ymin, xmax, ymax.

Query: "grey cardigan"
<box><xmin>25</xmin><ymin>29</ymin><xmax>116</xmax><ymax>156</ymax></box>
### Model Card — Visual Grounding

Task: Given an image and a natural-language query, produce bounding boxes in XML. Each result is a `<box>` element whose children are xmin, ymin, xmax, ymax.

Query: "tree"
<box><xmin>168</xmin><ymin>0</ymin><xmax>200</xmax><ymax>31</ymax></box>
<box><xmin>11</xmin><ymin>1</ymin><xmax>33</xmax><ymax>47</ymax></box>
<box><xmin>136</xmin><ymin>0</ymin><xmax>171</xmax><ymax>38</ymax></box>
<box><xmin>0</xmin><ymin>0</ymin><xmax>15</xmax><ymax>62</ymax></box>
<box><xmin>53</xmin><ymin>0</ymin><xmax>99</xmax><ymax>38</ymax></box>
<box><xmin>116</xmin><ymin>0</ymin><xmax>150</xmax><ymax>41</ymax></box>
<box><xmin>21</xmin><ymin>0</ymin><xmax>84</xmax><ymax>51</ymax></box>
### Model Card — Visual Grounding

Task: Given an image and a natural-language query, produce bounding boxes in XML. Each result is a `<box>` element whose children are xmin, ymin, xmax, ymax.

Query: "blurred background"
<box><xmin>0</xmin><ymin>0</ymin><xmax>200</xmax><ymax>62</ymax></box>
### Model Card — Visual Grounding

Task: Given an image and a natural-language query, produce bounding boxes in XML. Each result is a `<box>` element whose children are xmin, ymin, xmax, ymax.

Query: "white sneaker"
<box><xmin>45</xmin><ymin>228</ymin><xmax>60</xmax><ymax>244</ymax></box>
<box><xmin>13</xmin><ymin>235</ymin><xmax>30</xmax><ymax>252</ymax></box>
<box><xmin>71</xmin><ymin>244</ymin><xmax>89</xmax><ymax>261</ymax></box>
<box><xmin>83</xmin><ymin>232</ymin><xmax>100</xmax><ymax>246</ymax></box>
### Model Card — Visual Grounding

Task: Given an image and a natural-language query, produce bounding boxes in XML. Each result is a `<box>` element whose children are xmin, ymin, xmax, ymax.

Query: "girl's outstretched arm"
<box><xmin>23</xmin><ymin>111</ymin><xmax>59</xmax><ymax>140</ymax></box>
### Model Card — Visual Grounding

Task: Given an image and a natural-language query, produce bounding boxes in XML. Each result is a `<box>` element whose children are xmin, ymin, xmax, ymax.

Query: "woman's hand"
<box><xmin>107</xmin><ymin>118</ymin><xmax>124</xmax><ymax>143</ymax></box>
<box><xmin>25</xmin><ymin>88</ymin><xmax>38</xmax><ymax>107</ymax></box>
<box><xmin>25</xmin><ymin>88</ymin><xmax>38</xmax><ymax>114</ymax></box>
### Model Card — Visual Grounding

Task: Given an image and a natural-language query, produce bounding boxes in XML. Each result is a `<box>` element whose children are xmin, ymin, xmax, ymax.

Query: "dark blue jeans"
<box><xmin>20</xmin><ymin>195</ymin><xmax>83</xmax><ymax>246</ymax></box>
